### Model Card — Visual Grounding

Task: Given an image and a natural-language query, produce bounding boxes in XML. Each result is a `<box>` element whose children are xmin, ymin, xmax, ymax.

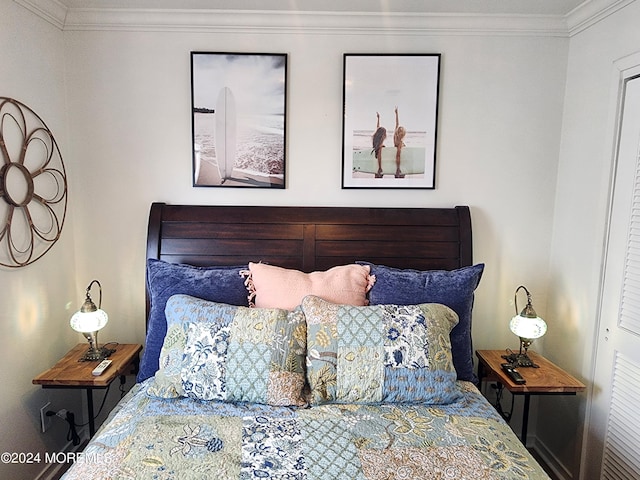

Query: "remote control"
<box><xmin>501</xmin><ymin>363</ymin><xmax>526</xmax><ymax>384</ymax></box>
<box><xmin>92</xmin><ymin>359</ymin><xmax>112</xmax><ymax>376</ymax></box>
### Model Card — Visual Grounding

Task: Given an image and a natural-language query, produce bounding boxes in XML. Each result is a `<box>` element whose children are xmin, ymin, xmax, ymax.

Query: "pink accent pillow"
<box><xmin>244</xmin><ymin>262</ymin><xmax>375</xmax><ymax>310</ymax></box>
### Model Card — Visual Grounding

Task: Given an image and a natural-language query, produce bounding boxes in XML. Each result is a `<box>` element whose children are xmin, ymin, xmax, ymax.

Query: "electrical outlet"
<box><xmin>40</xmin><ymin>402</ymin><xmax>51</xmax><ymax>433</ymax></box>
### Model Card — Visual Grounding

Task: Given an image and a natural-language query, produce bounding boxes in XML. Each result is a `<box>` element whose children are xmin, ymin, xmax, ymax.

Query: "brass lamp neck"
<box><xmin>514</xmin><ymin>285</ymin><xmax>538</xmax><ymax>318</ymax></box>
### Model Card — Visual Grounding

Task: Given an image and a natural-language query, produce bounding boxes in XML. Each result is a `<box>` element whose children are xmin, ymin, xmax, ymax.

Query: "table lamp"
<box><xmin>69</xmin><ymin>280</ymin><xmax>114</xmax><ymax>361</ymax></box>
<box><xmin>503</xmin><ymin>285</ymin><xmax>547</xmax><ymax>367</ymax></box>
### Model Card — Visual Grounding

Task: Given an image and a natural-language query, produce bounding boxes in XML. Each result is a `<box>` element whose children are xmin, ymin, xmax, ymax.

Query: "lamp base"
<box><xmin>78</xmin><ymin>345</ymin><xmax>116</xmax><ymax>362</ymax></box>
<box><xmin>501</xmin><ymin>352</ymin><xmax>540</xmax><ymax>368</ymax></box>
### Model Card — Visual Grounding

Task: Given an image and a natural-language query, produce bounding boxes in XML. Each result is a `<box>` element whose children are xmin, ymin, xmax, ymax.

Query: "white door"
<box><xmin>585</xmin><ymin>73</ymin><xmax>640</xmax><ymax>479</ymax></box>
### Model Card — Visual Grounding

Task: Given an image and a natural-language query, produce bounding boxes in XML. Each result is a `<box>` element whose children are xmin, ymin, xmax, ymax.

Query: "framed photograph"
<box><xmin>191</xmin><ymin>52</ymin><xmax>287</xmax><ymax>188</ymax></box>
<box><xmin>342</xmin><ymin>54</ymin><xmax>440</xmax><ymax>189</ymax></box>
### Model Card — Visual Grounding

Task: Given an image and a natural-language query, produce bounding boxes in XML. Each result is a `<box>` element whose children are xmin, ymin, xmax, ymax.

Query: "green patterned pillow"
<box><xmin>302</xmin><ymin>295</ymin><xmax>461</xmax><ymax>405</ymax></box>
<box><xmin>147</xmin><ymin>294</ymin><xmax>307</xmax><ymax>406</ymax></box>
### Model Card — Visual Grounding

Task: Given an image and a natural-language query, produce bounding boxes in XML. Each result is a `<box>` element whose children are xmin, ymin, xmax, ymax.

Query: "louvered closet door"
<box><xmin>590</xmin><ymin>73</ymin><xmax>640</xmax><ymax>480</ymax></box>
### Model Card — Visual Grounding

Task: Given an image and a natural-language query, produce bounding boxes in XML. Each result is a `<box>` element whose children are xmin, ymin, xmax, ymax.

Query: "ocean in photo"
<box><xmin>193</xmin><ymin>112</ymin><xmax>284</xmax><ymax>183</ymax></box>
<box><xmin>352</xmin><ymin>129</ymin><xmax>427</xmax><ymax>151</ymax></box>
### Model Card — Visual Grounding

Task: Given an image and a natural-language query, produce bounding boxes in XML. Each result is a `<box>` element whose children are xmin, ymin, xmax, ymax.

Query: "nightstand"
<box><xmin>33</xmin><ymin>343</ymin><xmax>142</xmax><ymax>437</ymax></box>
<box><xmin>475</xmin><ymin>349</ymin><xmax>585</xmax><ymax>446</ymax></box>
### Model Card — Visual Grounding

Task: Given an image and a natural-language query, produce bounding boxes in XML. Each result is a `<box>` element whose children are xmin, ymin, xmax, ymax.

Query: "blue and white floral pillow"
<box><xmin>302</xmin><ymin>295</ymin><xmax>461</xmax><ymax>405</ymax></box>
<box><xmin>148</xmin><ymin>294</ymin><xmax>307</xmax><ymax>406</ymax></box>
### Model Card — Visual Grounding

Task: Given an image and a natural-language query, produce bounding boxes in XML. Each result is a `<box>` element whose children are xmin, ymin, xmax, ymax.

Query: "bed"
<box><xmin>61</xmin><ymin>203</ymin><xmax>550</xmax><ymax>479</ymax></box>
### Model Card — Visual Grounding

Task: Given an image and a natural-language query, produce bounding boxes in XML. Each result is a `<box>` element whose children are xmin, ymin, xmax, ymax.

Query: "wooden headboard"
<box><xmin>146</xmin><ymin>203</ymin><xmax>473</xmax><ymax>314</ymax></box>
<box><xmin>146</xmin><ymin>203</ymin><xmax>472</xmax><ymax>270</ymax></box>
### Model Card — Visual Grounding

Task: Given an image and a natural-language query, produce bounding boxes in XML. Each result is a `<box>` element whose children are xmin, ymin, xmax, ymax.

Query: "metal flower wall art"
<box><xmin>0</xmin><ymin>98</ymin><xmax>68</xmax><ymax>268</ymax></box>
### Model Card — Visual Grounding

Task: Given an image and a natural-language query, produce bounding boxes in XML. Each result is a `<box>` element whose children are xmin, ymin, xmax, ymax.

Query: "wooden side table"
<box><xmin>33</xmin><ymin>343</ymin><xmax>142</xmax><ymax>437</ymax></box>
<box><xmin>475</xmin><ymin>350</ymin><xmax>585</xmax><ymax>446</ymax></box>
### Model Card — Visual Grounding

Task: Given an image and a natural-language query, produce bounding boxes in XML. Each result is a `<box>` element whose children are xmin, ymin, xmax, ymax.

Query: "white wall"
<box><xmin>0</xmin><ymin>3</ymin><xmax>83</xmax><ymax>479</ymax></box>
<box><xmin>64</xmin><ymin>24</ymin><xmax>567</xmax><ymax>357</ymax></box>
<box><xmin>542</xmin><ymin>2</ymin><xmax>640</xmax><ymax>479</ymax></box>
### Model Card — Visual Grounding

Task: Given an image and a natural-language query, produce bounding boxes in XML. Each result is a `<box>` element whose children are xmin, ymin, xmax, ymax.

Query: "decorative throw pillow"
<box><xmin>148</xmin><ymin>294</ymin><xmax>307</xmax><ymax>406</ymax></box>
<box><xmin>138</xmin><ymin>259</ymin><xmax>249</xmax><ymax>382</ymax></box>
<box><xmin>242</xmin><ymin>262</ymin><xmax>375</xmax><ymax>310</ymax></box>
<box><xmin>358</xmin><ymin>262</ymin><xmax>484</xmax><ymax>383</ymax></box>
<box><xmin>302</xmin><ymin>295</ymin><xmax>461</xmax><ymax>405</ymax></box>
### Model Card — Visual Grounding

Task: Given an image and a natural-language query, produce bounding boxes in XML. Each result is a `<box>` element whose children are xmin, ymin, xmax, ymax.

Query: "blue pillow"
<box><xmin>358</xmin><ymin>262</ymin><xmax>484</xmax><ymax>383</ymax></box>
<box><xmin>137</xmin><ymin>259</ymin><xmax>249</xmax><ymax>382</ymax></box>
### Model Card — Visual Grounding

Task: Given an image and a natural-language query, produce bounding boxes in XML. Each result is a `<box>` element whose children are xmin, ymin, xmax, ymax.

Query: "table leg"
<box><xmin>86</xmin><ymin>389</ymin><xmax>95</xmax><ymax>437</ymax></box>
<box><xmin>477</xmin><ymin>362</ymin><xmax>485</xmax><ymax>392</ymax></box>
<box><xmin>522</xmin><ymin>394</ymin><xmax>530</xmax><ymax>446</ymax></box>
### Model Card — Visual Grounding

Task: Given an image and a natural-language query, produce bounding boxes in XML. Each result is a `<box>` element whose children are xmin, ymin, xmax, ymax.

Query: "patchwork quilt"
<box><xmin>61</xmin><ymin>379</ymin><xmax>550</xmax><ymax>480</ymax></box>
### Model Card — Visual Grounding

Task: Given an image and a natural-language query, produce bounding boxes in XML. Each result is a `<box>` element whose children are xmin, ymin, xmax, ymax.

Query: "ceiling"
<box><xmin>54</xmin><ymin>0</ymin><xmax>588</xmax><ymax>16</ymax></box>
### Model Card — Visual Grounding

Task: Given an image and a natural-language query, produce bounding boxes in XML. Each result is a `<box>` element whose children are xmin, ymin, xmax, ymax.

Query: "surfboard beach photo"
<box><xmin>191</xmin><ymin>52</ymin><xmax>287</xmax><ymax>188</ymax></box>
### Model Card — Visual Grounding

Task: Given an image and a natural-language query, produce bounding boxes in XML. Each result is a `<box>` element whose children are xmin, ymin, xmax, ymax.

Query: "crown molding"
<box><xmin>14</xmin><ymin>0</ymin><xmax>629</xmax><ymax>37</ymax></box>
<box><xmin>567</xmin><ymin>0</ymin><xmax>635</xmax><ymax>35</ymax></box>
<box><xmin>12</xmin><ymin>2</ymin><xmax>569</xmax><ymax>37</ymax></box>
<box><xmin>58</xmin><ymin>9</ymin><xmax>570</xmax><ymax>36</ymax></box>
<box><xmin>14</xmin><ymin>0</ymin><xmax>67</xmax><ymax>29</ymax></box>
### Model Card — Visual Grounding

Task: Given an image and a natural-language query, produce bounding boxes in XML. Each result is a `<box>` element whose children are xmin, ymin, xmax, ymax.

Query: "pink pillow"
<box><xmin>244</xmin><ymin>262</ymin><xmax>375</xmax><ymax>310</ymax></box>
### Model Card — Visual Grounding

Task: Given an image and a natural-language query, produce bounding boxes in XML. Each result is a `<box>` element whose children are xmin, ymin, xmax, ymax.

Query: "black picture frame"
<box><xmin>341</xmin><ymin>54</ymin><xmax>441</xmax><ymax>189</ymax></box>
<box><xmin>191</xmin><ymin>52</ymin><xmax>287</xmax><ymax>188</ymax></box>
